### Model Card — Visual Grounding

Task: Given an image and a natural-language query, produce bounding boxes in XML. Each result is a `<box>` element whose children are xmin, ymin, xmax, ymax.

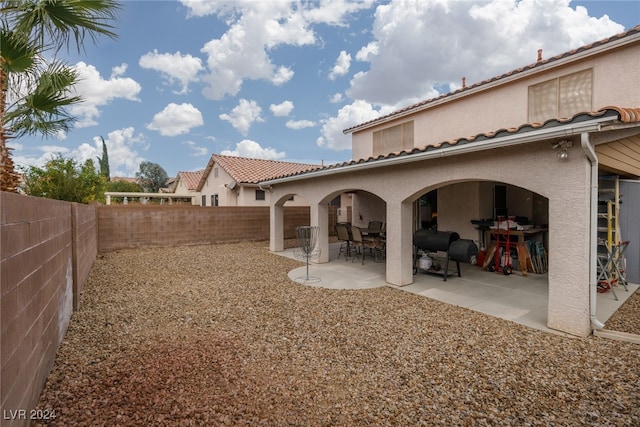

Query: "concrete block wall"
<box><xmin>1</xmin><ymin>197</ymin><xmax>333</xmax><ymax>425</ymax></box>
<box><xmin>71</xmin><ymin>203</ymin><xmax>97</xmax><ymax>310</ymax></box>
<box><xmin>97</xmin><ymin>205</ymin><xmax>326</xmax><ymax>252</ymax></box>
<box><xmin>1</xmin><ymin>193</ymin><xmax>96</xmax><ymax>426</ymax></box>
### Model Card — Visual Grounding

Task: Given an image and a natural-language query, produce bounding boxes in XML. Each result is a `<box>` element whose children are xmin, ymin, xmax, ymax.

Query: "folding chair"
<box><xmin>597</xmin><ymin>240</ymin><xmax>630</xmax><ymax>301</ymax></box>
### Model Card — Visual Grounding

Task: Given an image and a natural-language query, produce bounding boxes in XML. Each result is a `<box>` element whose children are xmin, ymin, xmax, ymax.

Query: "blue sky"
<box><xmin>11</xmin><ymin>0</ymin><xmax>640</xmax><ymax>178</ymax></box>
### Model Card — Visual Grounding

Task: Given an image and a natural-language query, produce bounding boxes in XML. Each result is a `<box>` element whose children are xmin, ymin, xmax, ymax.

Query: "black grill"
<box><xmin>413</xmin><ymin>230</ymin><xmax>478</xmax><ymax>281</ymax></box>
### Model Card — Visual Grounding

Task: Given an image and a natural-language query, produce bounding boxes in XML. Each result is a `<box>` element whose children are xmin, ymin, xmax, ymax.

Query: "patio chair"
<box><xmin>351</xmin><ymin>226</ymin><xmax>384</xmax><ymax>264</ymax></box>
<box><xmin>367</xmin><ymin>221</ymin><xmax>383</xmax><ymax>234</ymax></box>
<box><xmin>335</xmin><ymin>223</ymin><xmax>353</xmax><ymax>260</ymax></box>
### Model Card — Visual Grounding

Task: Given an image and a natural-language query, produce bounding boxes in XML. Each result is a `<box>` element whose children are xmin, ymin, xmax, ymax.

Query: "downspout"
<box><xmin>581</xmin><ymin>133</ymin><xmax>605</xmax><ymax>330</ymax></box>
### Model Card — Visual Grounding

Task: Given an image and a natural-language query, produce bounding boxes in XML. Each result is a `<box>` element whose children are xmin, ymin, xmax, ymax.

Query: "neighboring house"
<box><xmin>169</xmin><ymin>170</ymin><xmax>204</xmax><ymax>204</ymax></box>
<box><xmin>106</xmin><ymin>175</ymin><xmax>194</xmax><ymax>205</ymax></box>
<box><xmin>196</xmin><ymin>154</ymin><xmax>320</xmax><ymax>207</ymax></box>
<box><xmin>264</xmin><ymin>25</ymin><xmax>640</xmax><ymax>337</ymax></box>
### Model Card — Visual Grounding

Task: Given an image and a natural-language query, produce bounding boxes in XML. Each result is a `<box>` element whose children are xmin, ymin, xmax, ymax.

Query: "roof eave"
<box><xmin>265</xmin><ymin>115</ymin><xmax>618</xmax><ymax>185</ymax></box>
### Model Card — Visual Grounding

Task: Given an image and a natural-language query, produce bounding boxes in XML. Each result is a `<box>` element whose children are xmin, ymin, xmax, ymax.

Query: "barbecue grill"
<box><xmin>413</xmin><ymin>229</ymin><xmax>478</xmax><ymax>280</ymax></box>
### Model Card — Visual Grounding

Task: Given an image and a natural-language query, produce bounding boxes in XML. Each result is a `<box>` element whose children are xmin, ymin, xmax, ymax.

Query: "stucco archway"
<box><xmin>269</xmin><ymin>142</ymin><xmax>592</xmax><ymax>335</ymax></box>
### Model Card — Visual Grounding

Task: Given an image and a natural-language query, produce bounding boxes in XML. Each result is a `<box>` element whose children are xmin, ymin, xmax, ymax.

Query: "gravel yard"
<box><xmin>35</xmin><ymin>241</ymin><xmax>639</xmax><ymax>426</ymax></box>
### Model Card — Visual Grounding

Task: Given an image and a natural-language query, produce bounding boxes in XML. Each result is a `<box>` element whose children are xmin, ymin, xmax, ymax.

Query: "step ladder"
<box><xmin>597</xmin><ymin>176</ymin><xmax>628</xmax><ymax>299</ymax></box>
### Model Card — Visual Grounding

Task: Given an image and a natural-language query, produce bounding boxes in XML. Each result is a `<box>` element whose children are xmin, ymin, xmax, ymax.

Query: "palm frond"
<box><xmin>0</xmin><ymin>29</ymin><xmax>38</xmax><ymax>73</ymax></box>
<box><xmin>10</xmin><ymin>0</ymin><xmax>122</xmax><ymax>53</ymax></box>
<box><xmin>4</xmin><ymin>61</ymin><xmax>82</xmax><ymax>137</ymax></box>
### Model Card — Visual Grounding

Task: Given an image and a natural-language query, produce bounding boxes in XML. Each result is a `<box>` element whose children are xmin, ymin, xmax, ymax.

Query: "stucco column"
<box><xmin>546</xmin><ymin>191</ymin><xmax>591</xmax><ymax>336</ymax></box>
<box><xmin>385</xmin><ymin>200</ymin><xmax>414</xmax><ymax>286</ymax></box>
<box><xmin>311</xmin><ymin>202</ymin><xmax>329</xmax><ymax>263</ymax></box>
<box><xmin>270</xmin><ymin>203</ymin><xmax>284</xmax><ymax>252</ymax></box>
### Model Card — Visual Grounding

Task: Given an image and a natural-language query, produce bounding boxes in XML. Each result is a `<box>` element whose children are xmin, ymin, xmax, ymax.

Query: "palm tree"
<box><xmin>1</xmin><ymin>0</ymin><xmax>121</xmax><ymax>192</ymax></box>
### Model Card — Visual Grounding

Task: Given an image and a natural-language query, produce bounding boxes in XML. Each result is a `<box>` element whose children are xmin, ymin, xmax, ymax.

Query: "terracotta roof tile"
<box><xmin>196</xmin><ymin>155</ymin><xmax>321</xmax><ymax>190</ymax></box>
<box><xmin>110</xmin><ymin>176</ymin><xmax>139</xmax><ymax>184</ymax></box>
<box><xmin>213</xmin><ymin>155</ymin><xmax>320</xmax><ymax>183</ymax></box>
<box><xmin>177</xmin><ymin>170</ymin><xmax>204</xmax><ymax>191</ymax></box>
<box><xmin>602</xmin><ymin>106</ymin><xmax>640</xmax><ymax>123</ymax></box>
<box><xmin>344</xmin><ymin>25</ymin><xmax>640</xmax><ymax>134</ymax></box>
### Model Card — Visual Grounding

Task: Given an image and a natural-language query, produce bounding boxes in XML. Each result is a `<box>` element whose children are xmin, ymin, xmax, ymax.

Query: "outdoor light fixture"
<box><xmin>551</xmin><ymin>140</ymin><xmax>573</xmax><ymax>160</ymax></box>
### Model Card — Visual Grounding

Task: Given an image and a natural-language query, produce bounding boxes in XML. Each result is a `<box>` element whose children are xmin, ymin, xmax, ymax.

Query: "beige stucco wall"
<box><xmin>199</xmin><ymin>166</ymin><xmax>236</xmax><ymax>206</ymax></box>
<box><xmin>173</xmin><ymin>179</ymin><xmax>199</xmax><ymax>205</ymax></box>
<box><xmin>269</xmin><ymin>141</ymin><xmax>592</xmax><ymax>336</ymax></box>
<box><xmin>199</xmin><ymin>166</ymin><xmax>310</xmax><ymax>207</ymax></box>
<box><xmin>351</xmin><ymin>192</ymin><xmax>385</xmax><ymax>228</ymax></box>
<box><xmin>352</xmin><ymin>42</ymin><xmax>640</xmax><ymax>161</ymax></box>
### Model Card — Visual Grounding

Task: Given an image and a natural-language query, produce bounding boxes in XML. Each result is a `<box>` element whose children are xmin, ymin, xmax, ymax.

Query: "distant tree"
<box><xmin>106</xmin><ymin>179</ymin><xmax>142</xmax><ymax>193</ymax></box>
<box><xmin>136</xmin><ymin>161</ymin><xmax>168</xmax><ymax>193</ymax></box>
<box><xmin>21</xmin><ymin>154</ymin><xmax>106</xmax><ymax>203</ymax></box>
<box><xmin>97</xmin><ymin>136</ymin><xmax>110</xmax><ymax>180</ymax></box>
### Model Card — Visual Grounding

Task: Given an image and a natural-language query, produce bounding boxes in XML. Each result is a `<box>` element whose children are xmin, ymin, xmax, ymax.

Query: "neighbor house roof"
<box><xmin>175</xmin><ymin>170</ymin><xmax>204</xmax><ymax>191</ymax></box>
<box><xmin>111</xmin><ymin>176</ymin><xmax>139</xmax><ymax>184</ymax></box>
<box><xmin>343</xmin><ymin>25</ymin><xmax>640</xmax><ymax>135</ymax></box>
<box><xmin>262</xmin><ymin>106</ymin><xmax>640</xmax><ymax>184</ymax></box>
<box><xmin>197</xmin><ymin>154</ymin><xmax>321</xmax><ymax>191</ymax></box>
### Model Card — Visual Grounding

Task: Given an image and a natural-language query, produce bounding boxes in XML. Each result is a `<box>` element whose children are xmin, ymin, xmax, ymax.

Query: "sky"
<box><xmin>10</xmin><ymin>0</ymin><xmax>640</xmax><ymax>178</ymax></box>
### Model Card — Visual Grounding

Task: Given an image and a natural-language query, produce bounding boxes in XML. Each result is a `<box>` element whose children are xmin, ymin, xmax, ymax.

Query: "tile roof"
<box><xmin>197</xmin><ymin>154</ymin><xmax>321</xmax><ymax>190</ymax></box>
<box><xmin>344</xmin><ymin>25</ymin><xmax>640</xmax><ymax>134</ymax></box>
<box><xmin>110</xmin><ymin>176</ymin><xmax>139</xmax><ymax>184</ymax></box>
<box><xmin>177</xmin><ymin>170</ymin><xmax>204</xmax><ymax>191</ymax></box>
<box><xmin>263</xmin><ymin>106</ymin><xmax>640</xmax><ymax>183</ymax></box>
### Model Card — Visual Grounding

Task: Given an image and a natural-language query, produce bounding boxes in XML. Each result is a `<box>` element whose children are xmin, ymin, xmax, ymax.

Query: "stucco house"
<box><xmin>196</xmin><ymin>154</ymin><xmax>319</xmax><ymax>207</ymax></box>
<box><xmin>264</xmin><ymin>25</ymin><xmax>640</xmax><ymax>337</ymax></box>
<box><xmin>168</xmin><ymin>170</ymin><xmax>204</xmax><ymax>204</ymax></box>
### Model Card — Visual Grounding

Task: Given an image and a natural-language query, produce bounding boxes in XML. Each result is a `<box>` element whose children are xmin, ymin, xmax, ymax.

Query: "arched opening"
<box><xmin>405</xmin><ymin>179</ymin><xmax>550</xmax><ymax>329</ymax></box>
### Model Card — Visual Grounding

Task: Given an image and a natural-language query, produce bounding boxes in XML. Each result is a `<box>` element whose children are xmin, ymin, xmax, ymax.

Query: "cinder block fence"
<box><xmin>1</xmin><ymin>192</ymin><xmax>324</xmax><ymax>427</ymax></box>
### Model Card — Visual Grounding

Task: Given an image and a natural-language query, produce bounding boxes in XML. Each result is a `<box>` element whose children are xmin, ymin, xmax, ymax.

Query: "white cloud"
<box><xmin>71</xmin><ymin>128</ymin><xmax>147</xmax><ymax>177</ymax></box>
<box><xmin>355</xmin><ymin>41</ymin><xmax>378</xmax><ymax>61</ymax></box>
<box><xmin>302</xmin><ymin>0</ymin><xmax>377</xmax><ymax>25</ymax></box>
<box><xmin>270</xmin><ymin>100</ymin><xmax>294</xmax><ymax>117</ymax></box>
<box><xmin>147</xmin><ymin>103</ymin><xmax>204</xmax><ymax>136</ymax></box>
<box><xmin>329</xmin><ymin>50</ymin><xmax>351</xmax><ymax>80</ymax></box>
<box><xmin>199</xmin><ymin>2</ymin><xmax>311</xmax><ymax>99</ymax></box>
<box><xmin>347</xmin><ymin>0</ymin><xmax>625</xmax><ymax>106</ymax></box>
<box><xmin>329</xmin><ymin>93</ymin><xmax>344</xmax><ymax>103</ymax></box>
<box><xmin>13</xmin><ymin>150</ymin><xmax>58</xmax><ymax>171</ymax></box>
<box><xmin>38</xmin><ymin>145</ymin><xmax>70</xmax><ymax>154</ymax></box>
<box><xmin>272</xmin><ymin>66</ymin><xmax>295</xmax><ymax>86</ymax></box>
<box><xmin>182</xmin><ymin>140</ymin><xmax>209</xmax><ymax>157</ymax></box>
<box><xmin>219</xmin><ymin>99</ymin><xmax>264</xmax><ymax>136</ymax></box>
<box><xmin>316</xmin><ymin>100</ymin><xmax>381</xmax><ymax>151</ymax></box>
<box><xmin>286</xmin><ymin>119</ymin><xmax>316</xmax><ymax>130</ymax></box>
<box><xmin>70</xmin><ymin>62</ymin><xmax>141</xmax><ymax>127</ymax></box>
<box><xmin>221</xmin><ymin>139</ymin><xmax>286</xmax><ymax>160</ymax></box>
<box><xmin>186</xmin><ymin>0</ymin><xmax>375</xmax><ymax>99</ymax></box>
<box><xmin>110</xmin><ymin>64</ymin><xmax>128</xmax><ymax>78</ymax></box>
<box><xmin>139</xmin><ymin>49</ymin><xmax>203</xmax><ymax>94</ymax></box>
<box><xmin>13</xmin><ymin>128</ymin><xmax>147</xmax><ymax>177</ymax></box>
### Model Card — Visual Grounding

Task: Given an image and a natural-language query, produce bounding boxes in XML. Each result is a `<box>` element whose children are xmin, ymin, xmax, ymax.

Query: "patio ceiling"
<box><xmin>596</xmin><ymin>133</ymin><xmax>640</xmax><ymax>178</ymax></box>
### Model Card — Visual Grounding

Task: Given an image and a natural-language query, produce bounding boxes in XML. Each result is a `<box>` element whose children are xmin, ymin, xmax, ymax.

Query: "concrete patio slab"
<box><xmin>277</xmin><ymin>243</ymin><xmax>638</xmax><ymax>335</ymax></box>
